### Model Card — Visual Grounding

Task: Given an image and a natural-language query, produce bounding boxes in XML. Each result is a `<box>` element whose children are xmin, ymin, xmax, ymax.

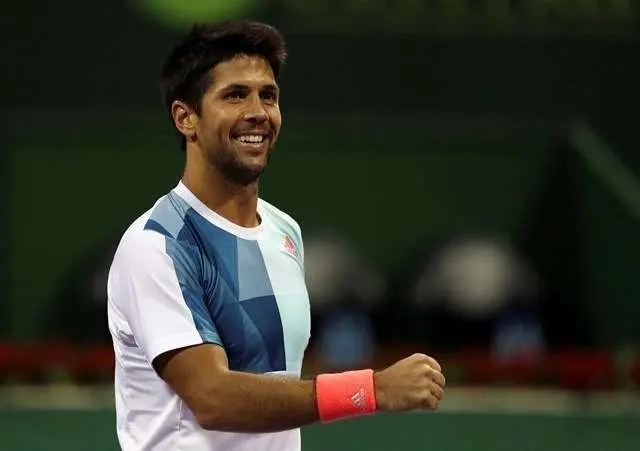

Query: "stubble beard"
<box><xmin>206</xmin><ymin>144</ymin><xmax>269</xmax><ymax>187</ymax></box>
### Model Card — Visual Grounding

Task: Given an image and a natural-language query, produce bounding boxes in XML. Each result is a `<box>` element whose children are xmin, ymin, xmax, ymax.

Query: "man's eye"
<box><xmin>225</xmin><ymin>90</ymin><xmax>244</xmax><ymax>100</ymax></box>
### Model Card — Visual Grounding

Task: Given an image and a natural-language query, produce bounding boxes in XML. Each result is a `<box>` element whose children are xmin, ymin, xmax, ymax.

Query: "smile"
<box><xmin>235</xmin><ymin>134</ymin><xmax>265</xmax><ymax>144</ymax></box>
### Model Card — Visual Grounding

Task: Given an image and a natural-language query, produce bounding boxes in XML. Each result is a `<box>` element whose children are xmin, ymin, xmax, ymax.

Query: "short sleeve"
<box><xmin>108</xmin><ymin>230</ymin><xmax>222</xmax><ymax>363</ymax></box>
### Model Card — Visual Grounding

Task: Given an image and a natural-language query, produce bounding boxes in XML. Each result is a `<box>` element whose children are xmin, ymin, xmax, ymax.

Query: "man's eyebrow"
<box><xmin>217</xmin><ymin>83</ymin><xmax>279</xmax><ymax>93</ymax></box>
<box><xmin>259</xmin><ymin>84</ymin><xmax>280</xmax><ymax>97</ymax></box>
<box><xmin>218</xmin><ymin>83</ymin><xmax>250</xmax><ymax>92</ymax></box>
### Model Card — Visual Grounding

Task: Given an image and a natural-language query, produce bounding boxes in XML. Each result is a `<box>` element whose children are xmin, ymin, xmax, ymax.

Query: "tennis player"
<box><xmin>107</xmin><ymin>20</ymin><xmax>446</xmax><ymax>451</ymax></box>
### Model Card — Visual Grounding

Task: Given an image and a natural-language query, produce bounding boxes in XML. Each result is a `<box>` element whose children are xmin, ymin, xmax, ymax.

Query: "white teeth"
<box><xmin>236</xmin><ymin>135</ymin><xmax>264</xmax><ymax>143</ymax></box>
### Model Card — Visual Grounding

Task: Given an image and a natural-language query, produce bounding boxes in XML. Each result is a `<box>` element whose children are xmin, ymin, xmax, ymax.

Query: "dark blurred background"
<box><xmin>1</xmin><ymin>1</ymin><xmax>639</xmax><ymax>450</ymax></box>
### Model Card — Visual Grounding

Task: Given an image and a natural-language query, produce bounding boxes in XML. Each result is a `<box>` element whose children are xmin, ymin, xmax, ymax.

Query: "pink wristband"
<box><xmin>315</xmin><ymin>369</ymin><xmax>377</xmax><ymax>423</ymax></box>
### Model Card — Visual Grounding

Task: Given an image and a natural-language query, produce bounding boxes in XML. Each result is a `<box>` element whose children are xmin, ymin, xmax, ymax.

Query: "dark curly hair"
<box><xmin>159</xmin><ymin>20</ymin><xmax>287</xmax><ymax>150</ymax></box>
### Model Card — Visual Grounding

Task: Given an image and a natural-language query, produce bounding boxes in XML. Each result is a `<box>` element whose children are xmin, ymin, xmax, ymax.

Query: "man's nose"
<box><xmin>242</xmin><ymin>95</ymin><xmax>268</xmax><ymax>123</ymax></box>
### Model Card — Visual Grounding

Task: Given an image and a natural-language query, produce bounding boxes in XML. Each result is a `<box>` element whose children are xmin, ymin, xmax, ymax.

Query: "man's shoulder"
<box><xmin>258</xmin><ymin>198</ymin><xmax>305</xmax><ymax>262</ymax></box>
<box><xmin>258</xmin><ymin>198</ymin><xmax>301</xmax><ymax>235</ymax></box>
<box><xmin>114</xmin><ymin>193</ymin><xmax>195</xmax><ymax>261</ymax></box>
<box><xmin>113</xmin><ymin>208</ymin><xmax>165</xmax><ymax>264</ymax></box>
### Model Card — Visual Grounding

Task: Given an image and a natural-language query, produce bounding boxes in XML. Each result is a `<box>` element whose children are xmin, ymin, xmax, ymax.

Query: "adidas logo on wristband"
<box><xmin>350</xmin><ymin>388</ymin><xmax>367</xmax><ymax>411</ymax></box>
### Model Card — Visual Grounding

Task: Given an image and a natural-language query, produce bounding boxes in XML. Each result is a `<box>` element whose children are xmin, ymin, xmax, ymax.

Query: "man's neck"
<box><xmin>182</xmin><ymin>161</ymin><xmax>260</xmax><ymax>229</ymax></box>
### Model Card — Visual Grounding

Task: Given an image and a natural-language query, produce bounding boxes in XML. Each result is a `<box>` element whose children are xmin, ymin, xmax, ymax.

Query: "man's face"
<box><xmin>194</xmin><ymin>54</ymin><xmax>281</xmax><ymax>186</ymax></box>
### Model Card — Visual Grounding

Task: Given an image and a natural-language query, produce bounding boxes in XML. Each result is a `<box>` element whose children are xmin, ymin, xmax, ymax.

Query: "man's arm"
<box><xmin>154</xmin><ymin>344</ymin><xmax>319</xmax><ymax>432</ymax></box>
<box><xmin>154</xmin><ymin>344</ymin><xmax>447</xmax><ymax>433</ymax></box>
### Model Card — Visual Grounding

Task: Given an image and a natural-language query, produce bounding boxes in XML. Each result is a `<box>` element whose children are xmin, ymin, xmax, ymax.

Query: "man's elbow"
<box><xmin>192</xmin><ymin>382</ymin><xmax>234</xmax><ymax>431</ymax></box>
<box><xmin>191</xmin><ymin>390</ymin><xmax>229</xmax><ymax>431</ymax></box>
<box><xmin>196</xmin><ymin>412</ymin><xmax>224</xmax><ymax>431</ymax></box>
<box><xmin>196</xmin><ymin>407</ymin><xmax>247</xmax><ymax>432</ymax></box>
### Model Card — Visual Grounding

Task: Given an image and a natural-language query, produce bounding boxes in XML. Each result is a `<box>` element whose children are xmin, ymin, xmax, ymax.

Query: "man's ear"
<box><xmin>171</xmin><ymin>100</ymin><xmax>197</xmax><ymax>140</ymax></box>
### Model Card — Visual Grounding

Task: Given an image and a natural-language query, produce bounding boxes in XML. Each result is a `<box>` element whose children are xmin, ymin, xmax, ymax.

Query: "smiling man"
<box><xmin>106</xmin><ymin>20</ymin><xmax>446</xmax><ymax>451</ymax></box>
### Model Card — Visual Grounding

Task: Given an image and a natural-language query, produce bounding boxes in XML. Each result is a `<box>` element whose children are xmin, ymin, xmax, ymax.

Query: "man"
<box><xmin>107</xmin><ymin>20</ymin><xmax>446</xmax><ymax>451</ymax></box>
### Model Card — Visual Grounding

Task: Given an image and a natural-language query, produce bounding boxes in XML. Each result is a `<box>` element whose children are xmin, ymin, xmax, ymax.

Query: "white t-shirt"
<box><xmin>107</xmin><ymin>182</ymin><xmax>311</xmax><ymax>451</ymax></box>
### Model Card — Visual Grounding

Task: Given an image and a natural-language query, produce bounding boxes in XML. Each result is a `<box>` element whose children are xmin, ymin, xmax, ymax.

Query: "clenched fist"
<box><xmin>374</xmin><ymin>353</ymin><xmax>446</xmax><ymax>412</ymax></box>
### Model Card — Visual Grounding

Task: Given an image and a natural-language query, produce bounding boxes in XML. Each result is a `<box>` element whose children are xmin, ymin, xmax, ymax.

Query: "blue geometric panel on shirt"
<box><xmin>147</xmin><ymin>195</ymin><xmax>287</xmax><ymax>374</ymax></box>
<box><xmin>145</xmin><ymin>192</ymin><xmax>190</xmax><ymax>239</ymax></box>
<box><xmin>165</xmin><ymin>237</ymin><xmax>223</xmax><ymax>346</ymax></box>
<box><xmin>236</xmin><ymin>239</ymin><xmax>274</xmax><ymax>301</ymax></box>
<box><xmin>144</xmin><ymin>194</ymin><xmax>223</xmax><ymax>347</ymax></box>
<box><xmin>236</xmin><ymin>238</ymin><xmax>287</xmax><ymax>371</ymax></box>
<box><xmin>206</xmin><ymin>278</ymin><xmax>275</xmax><ymax>372</ymax></box>
<box><xmin>193</xmin><ymin>224</ymin><xmax>285</xmax><ymax>373</ymax></box>
<box><xmin>240</xmin><ymin>295</ymin><xmax>286</xmax><ymax>371</ymax></box>
<box><xmin>183</xmin><ymin>209</ymin><xmax>239</xmax><ymax>300</ymax></box>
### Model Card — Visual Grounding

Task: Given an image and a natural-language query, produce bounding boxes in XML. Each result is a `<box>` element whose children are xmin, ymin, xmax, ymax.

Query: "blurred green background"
<box><xmin>1</xmin><ymin>0</ymin><xmax>639</xmax><ymax>450</ymax></box>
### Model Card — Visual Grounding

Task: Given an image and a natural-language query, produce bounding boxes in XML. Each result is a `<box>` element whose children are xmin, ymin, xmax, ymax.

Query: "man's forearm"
<box><xmin>196</xmin><ymin>369</ymin><xmax>319</xmax><ymax>433</ymax></box>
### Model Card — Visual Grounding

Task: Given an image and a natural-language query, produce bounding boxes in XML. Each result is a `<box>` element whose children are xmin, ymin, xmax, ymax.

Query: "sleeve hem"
<box><xmin>146</xmin><ymin>331</ymin><xmax>222</xmax><ymax>363</ymax></box>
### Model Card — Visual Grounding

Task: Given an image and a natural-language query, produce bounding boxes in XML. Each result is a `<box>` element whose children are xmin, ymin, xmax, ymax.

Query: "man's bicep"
<box><xmin>112</xmin><ymin>231</ymin><xmax>222</xmax><ymax>363</ymax></box>
<box><xmin>153</xmin><ymin>343</ymin><xmax>229</xmax><ymax>402</ymax></box>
